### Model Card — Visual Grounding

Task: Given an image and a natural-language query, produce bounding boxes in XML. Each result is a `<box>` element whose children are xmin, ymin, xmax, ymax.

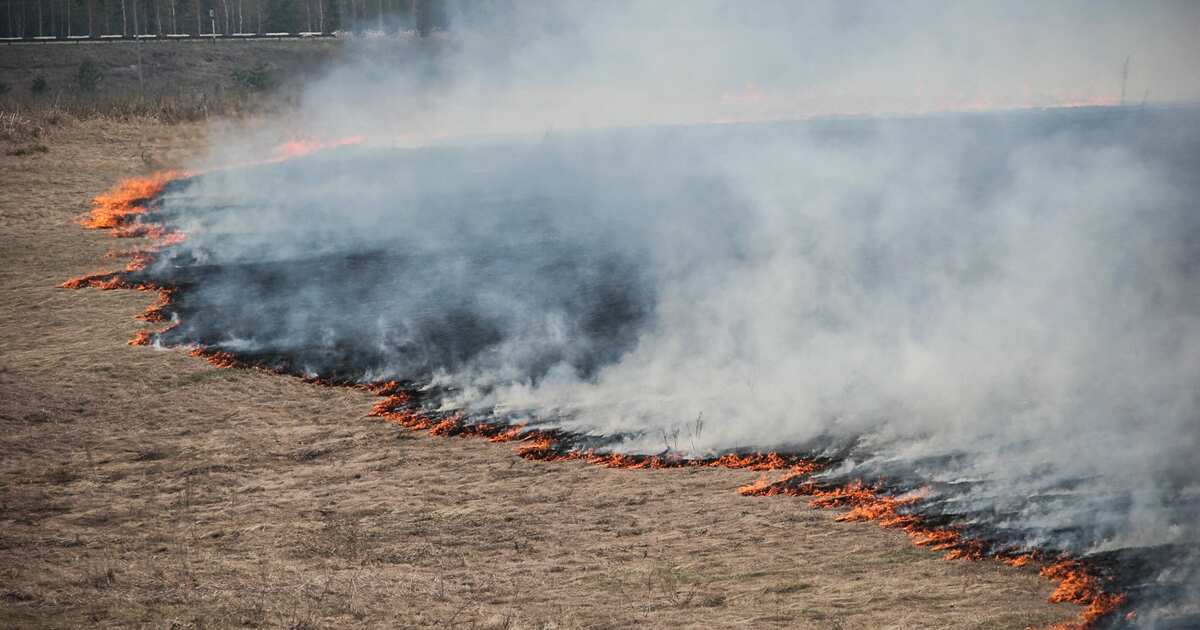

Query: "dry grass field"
<box><xmin>0</xmin><ymin>110</ymin><xmax>1082</xmax><ymax>628</ymax></box>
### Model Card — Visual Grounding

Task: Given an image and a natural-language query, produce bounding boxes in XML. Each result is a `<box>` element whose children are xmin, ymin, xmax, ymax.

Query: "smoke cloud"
<box><xmin>140</xmin><ymin>1</ymin><xmax>1200</xmax><ymax>623</ymax></box>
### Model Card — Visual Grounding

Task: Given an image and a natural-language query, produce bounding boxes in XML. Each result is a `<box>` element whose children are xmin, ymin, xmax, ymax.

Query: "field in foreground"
<box><xmin>0</xmin><ymin>117</ymin><xmax>1078</xmax><ymax>628</ymax></box>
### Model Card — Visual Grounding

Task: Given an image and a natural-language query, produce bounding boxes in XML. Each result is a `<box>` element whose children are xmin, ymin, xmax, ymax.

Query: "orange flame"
<box><xmin>1041</xmin><ymin>560</ymin><xmax>1129</xmax><ymax>630</ymax></box>
<box><xmin>738</xmin><ymin>474</ymin><xmax>1125</xmax><ymax>627</ymax></box>
<box><xmin>128</xmin><ymin>330</ymin><xmax>153</xmax><ymax>346</ymax></box>
<box><xmin>57</xmin><ymin>273</ymin><xmax>159</xmax><ymax>292</ymax></box>
<box><xmin>487</xmin><ymin>424</ymin><xmax>528</xmax><ymax>443</ymax></box>
<box><xmin>61</xmin><ymin>170</ymin><xmax>188</xmax><ymax>297</ymax></box>
<box><xmin>65</xmin><ymin>140</ymin><xmax>374</xmax><ymax>350</ymax></box>
<box><xmin>135</xmin><ymin>288</ymin><xmax>176</xmax><ymax>323</ymax></box>
<box><xmin>366</xmin><ymin>383</ymin><xmax>823</xmax><ymax>478</ymax></box>
<box><xmin>273</xmin><ymin>135</ymin><xmax>365</xmax><ymax>160</ymax></box>
<box><xmin>187</xmin><ymin>347</ymin><xmax>241</xmax><ymax>369</ymax></box>
<box><xmin>80</xmin><ymin>170</ymin><xmax>185</xmax><ymax>232</ymax></box>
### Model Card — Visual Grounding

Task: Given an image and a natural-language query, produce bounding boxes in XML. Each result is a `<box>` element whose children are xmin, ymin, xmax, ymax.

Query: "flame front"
<box><xmin>80</xmin><ymin>170</ymin><xmax>184</xmax><ymax>232</ymax></box>
<box><xmin>63</xmin><ymin>163</ymin><xmax>1134</xmax><ymax>630</ymax></box>
<box><xmin>1041</xmin><ymin>560</ymin><xmax>1129</xmax><ymax>630</ymax></box>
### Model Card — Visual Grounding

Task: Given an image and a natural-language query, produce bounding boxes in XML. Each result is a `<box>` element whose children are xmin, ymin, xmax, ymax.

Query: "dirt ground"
<box><xmin>0</xmin><ymin>116</ymin><xmax>1079</xmax><ymax>629</ymax></box>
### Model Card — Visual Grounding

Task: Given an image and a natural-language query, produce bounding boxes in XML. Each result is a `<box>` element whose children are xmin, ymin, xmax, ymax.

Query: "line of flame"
<box><xmin>62</xmin><ymin>143</ymin><xmax>1131</xmax><ymax>629</ymax></box>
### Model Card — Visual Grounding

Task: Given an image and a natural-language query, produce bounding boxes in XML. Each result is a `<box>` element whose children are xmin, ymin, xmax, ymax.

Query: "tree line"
<box><xmin>1</xmin><ymin>0</ymin><xmax>445</xmax><ymax>38</ymax></box>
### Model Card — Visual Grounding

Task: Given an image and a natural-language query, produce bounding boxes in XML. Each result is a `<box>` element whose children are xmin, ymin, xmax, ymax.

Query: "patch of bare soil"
<box><xmin>0</xmin><ymin>118</ymin><xmax>1077</xmax><ymax>628</ymax></box>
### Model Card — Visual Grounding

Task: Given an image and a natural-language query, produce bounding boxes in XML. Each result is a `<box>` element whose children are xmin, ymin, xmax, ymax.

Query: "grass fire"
<box><xmin>59</xmin><ymin>102</ymin><xmax>1200</xmax><ymax>628</ymax></box>
<box><xmin>6</xmin><ymin>2</ymin><xmax>1200</xmax><ymax>628</ymax></box>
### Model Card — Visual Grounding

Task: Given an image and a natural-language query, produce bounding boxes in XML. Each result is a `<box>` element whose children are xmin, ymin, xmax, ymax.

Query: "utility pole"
<box><xmin>208</xmin><ymin>7</ymin><xmax>214</xmax><ymax>41</ymax></box>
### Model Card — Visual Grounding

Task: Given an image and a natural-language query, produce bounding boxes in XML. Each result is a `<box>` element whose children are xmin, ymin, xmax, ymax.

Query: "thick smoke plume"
<box><xmin>141</xmin><ymin>2</ymin><xmax>1200</xmax><ymax>624</ymax></box>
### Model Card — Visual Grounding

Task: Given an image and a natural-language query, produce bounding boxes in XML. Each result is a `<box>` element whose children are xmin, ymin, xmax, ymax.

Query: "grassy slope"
<box><xmin>0</xmin><ymin>39</ymin><xmax>340</xmax><ymax>112</ymax></box>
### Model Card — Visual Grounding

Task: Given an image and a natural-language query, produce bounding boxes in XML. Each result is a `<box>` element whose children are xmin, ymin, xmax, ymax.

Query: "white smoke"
<box><xmin>162</xmin><ymin>0</ymin><xmax>1200</xmax><ymax>620</ymax></box>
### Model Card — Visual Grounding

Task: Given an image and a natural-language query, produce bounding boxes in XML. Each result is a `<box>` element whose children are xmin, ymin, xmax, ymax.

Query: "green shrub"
<box><xmin>77</xmin><ymin>59</ymin><xmax>103</xmax><ymax>92</ymax></box>
<box><xmin>231</xmin><ymin>64</ymin><xmax>274</xmax><ymax>91</ymax></box>
<box><xmin>31</xmin><ymin>75</ymin><xmax>48</xmax><ymax>96</ymax></box>
<box><xmin>0</xmin><ymin>81</ymin><xmax>9</xmax><ymax>96</ymax></box>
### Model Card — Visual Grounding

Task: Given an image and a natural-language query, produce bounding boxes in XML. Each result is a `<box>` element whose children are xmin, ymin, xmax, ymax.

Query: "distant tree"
<box><xmin>96</xmin><ymin>0</ymin><xmax>110</xmax><ymax>35</ymax></box>
<box><xmin>322</xmin><ymin>0</ymin><xmax>337</xmax><ymax>32</ymax></box>
<box><xmin>0</xmin><ymin>0</ymin><xmax>409</xmax><ymax>38</ymax></box>
<box><xmin>85</xmin><ymin>0</ymin><xmax>96</xmax><ymax>37</ymax></box>
<box><xmin>414</xmin><ymin>0</ymin><xmax>432</xmax><ymax>36</ymax></box>
<box><xmin>264</xmin><ymin>0</ymin><xmax>295</xmax><ymax>32</ymax></box>
<box><xmin>414</xmin><ymin>0</ymin><xmax>447</xmax><ymax>36</ymax></box>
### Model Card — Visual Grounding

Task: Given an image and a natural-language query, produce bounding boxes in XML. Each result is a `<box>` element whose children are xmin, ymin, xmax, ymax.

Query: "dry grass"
<box><xmin>2</xmin><ymin>92</ymin><xmax>272</xmax><ymax>123</ymax></box>
<box><xmin>0</xmin><ymin>116</ymin><xmax>1079</xmax><ymax>628</ymax></box>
